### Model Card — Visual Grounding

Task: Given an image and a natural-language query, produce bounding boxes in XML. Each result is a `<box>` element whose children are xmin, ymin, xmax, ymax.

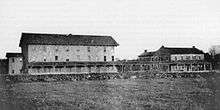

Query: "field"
<box><xmin>0</xmin><ymin>74</ymin><xmax>219</xmax><ymax>110</ymax></box>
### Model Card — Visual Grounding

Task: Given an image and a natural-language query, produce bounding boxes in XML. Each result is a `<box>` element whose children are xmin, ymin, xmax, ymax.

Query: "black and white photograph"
<box><xmin>0</xmin><ymin>0</ymin><xmax>220</xmax><ymax>110</ymax></box>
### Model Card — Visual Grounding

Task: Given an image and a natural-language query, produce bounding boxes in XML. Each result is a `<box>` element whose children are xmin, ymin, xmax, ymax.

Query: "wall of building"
<box><xmin>170</xmin><ymin>54</ymin><xmax>204</xmax><ymax>61</ymax></box>
<box><xmin>28</xmin><ymin>45</ymin><xmax>115</xmax><ymax>62</ymax></box>
<box><xmin>8</xmin><ymin>57</ymin><xmax>23</xmax><ymax>75</ymax></box>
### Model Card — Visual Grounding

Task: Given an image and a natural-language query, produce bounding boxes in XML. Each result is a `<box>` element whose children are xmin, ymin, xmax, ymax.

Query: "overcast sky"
<box><xmin>0</xmin><ymin>0</ymin><xmax>220</xmax><ymax>59</ymax></box>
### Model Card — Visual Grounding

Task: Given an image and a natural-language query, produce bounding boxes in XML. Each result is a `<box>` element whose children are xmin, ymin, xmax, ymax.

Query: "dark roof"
<box><xmin>159</xmin><ymin>46</ymin><xmax>204</xmax><ymax>54</ymax></box>
<box><xmin>19</xmin><ymin>33</ymin><xmax>119</xmax><ymax>47</ymax></box>
<box><xmin>138</xmin><ymin>51</ymin><xmax>156</xmax><ymax>57</ymax></box>
<box><xmin>6</xmin><ymin>53</ymin><xmax>23</xmax><ymax>58</ymax></box>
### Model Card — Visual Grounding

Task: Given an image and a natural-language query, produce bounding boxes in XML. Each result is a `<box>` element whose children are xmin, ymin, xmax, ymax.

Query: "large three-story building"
<box><xmin>19</xmin><ymin>33</ymin><xmax>119</xmax><ymax>75</ymax></box>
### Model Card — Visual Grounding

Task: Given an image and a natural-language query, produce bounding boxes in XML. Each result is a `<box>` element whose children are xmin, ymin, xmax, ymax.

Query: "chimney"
<box><xmin>144</xmin><ymin>50</ymin><xmax>147</xmax><ymax>52</ymax></box>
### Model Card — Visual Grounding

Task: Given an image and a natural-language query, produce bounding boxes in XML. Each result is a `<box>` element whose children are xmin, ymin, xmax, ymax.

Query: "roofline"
<box><xmin>19</xmin><ymin>32</ymin><xmax>119</xmax><ymax>47</ymax></box>
<box><xmin>6</xmin><ymin>52</ymin><xmax>23</xmax><ymax>58</ymax></box>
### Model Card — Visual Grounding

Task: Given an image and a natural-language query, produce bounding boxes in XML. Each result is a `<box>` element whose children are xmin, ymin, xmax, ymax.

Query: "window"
<box><xmin>112</xmin><ymin>56</ymin><xmax>114</xmax><ymax>61</ymax></box>
<box><xmin>66</xmin><ymin>59</ymin><xmax>69</xmax><ymax>61</ymax></box>
<box><xmin>12</xmin><ymin>70</ymin><xmax>14</xmax><ymax>74</ymax></box>
<box><xmin>198</xmin><ymin>56</ymin><xmax>201</xmax><ymax>60</ymax></box>
<box><xmin>66</xmin><ymin>49</ymin><xmax>69</xmax><ymax>52</ymax></box>
<box><xmin>12</xmin><ymin>58</ymin><xmax>15</xmax><ymax>63</ymax></box>
<box><xmin>55</xmin><ymin>56</ymin><xmax>58</xmax><ymax>61</ymax></box>
<box><xmin>77</xmin><ymin>49</ymin><xmax>80</xmax><ymax>52</ymax></box>
<box><xmin>181</xmin><ymin>56</ymin><xmax>184</xmax><ymax>60</ymax></box>
<box><xmin>104</xmin><ymin>56</ymin><xmax>106</xmax><ymax>61</ymax></box>
<box><xmin>104</xmin><ymin>47</ymin><xmax>106</xmax><ymax>52</ymax></box>
<box><xmin>87</xmin><ymin>47</ymin><xmax>90</xmax><ymax>52</ymax></box>
<box><xmin>174</xmin><ymin>56</ymin><xmax>177</xmax><ymax>61</ymax></box>
<box><xmin>44</xmin><ymin>59</ymin><xmax>46</xmax><ymax>62</ymax></box>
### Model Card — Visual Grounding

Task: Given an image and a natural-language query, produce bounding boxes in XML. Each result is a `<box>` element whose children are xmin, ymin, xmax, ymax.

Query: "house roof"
<box><xmin>160</xmin><ymin>46</ymin><xmax>204</xmax><ymax>54</ymax></box>
<box><xmin>19</xmin><ymin>33</ymin><xmax>119</xmax><ymax>47</ymax></box>
<box><xmin>6</xmin><ymin>53</ymin><xmax>22</xmax><ymax>58</ymax></box>
<box><xmin>138</xmin><ymin>51</ymin><xmax>156</xmax><ymax>57</ymax></box>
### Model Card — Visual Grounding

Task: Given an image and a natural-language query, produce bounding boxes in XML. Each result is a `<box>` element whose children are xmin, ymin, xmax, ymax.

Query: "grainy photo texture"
<box><xmin>0</xmin><ymin>0</ymin><xmax>220</xmax><ymax>110</ymax></box>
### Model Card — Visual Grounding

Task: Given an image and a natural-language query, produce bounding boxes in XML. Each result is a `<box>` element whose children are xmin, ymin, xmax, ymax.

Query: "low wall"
<box><xmin>4</xmin><ymin>73</ymin><xmax>120</xmax><ymax>83</ymax></box>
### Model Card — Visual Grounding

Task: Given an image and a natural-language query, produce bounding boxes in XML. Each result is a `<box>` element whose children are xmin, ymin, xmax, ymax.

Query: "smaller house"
<box><xmin>138</xmin><ymin>46</ymin><xmax>212</xmax><ymax>72</ymax></box>
<box><xmin>6</xmin><ymin>53</ymin><xmax>23</xmax><ymax>75</ymax></box>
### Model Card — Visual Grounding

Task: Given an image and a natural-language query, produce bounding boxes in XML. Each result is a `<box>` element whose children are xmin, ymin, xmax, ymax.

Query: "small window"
<box><xmin>66</xmin><ymin>59</ymin><xmax>69</xmax><ymax>61</ymax></box>
<box><xmin>87</xmin><ymin>47</ymin><xmax>90</xmax><ymax>52</ymax></box>
<box><xmin>44</xmin><ymin>59</ymin><xmax>46</xmax><ymax>62</ymax></box>
<box><xmin>181</xmin><ymin>56</ymin><xmax>184</xmax><ymax>60</ymax></box>
<box><xmin>12</xmin><ymin>70</ymin><xmax>14</xmax><ymax>74</ymax></box>
<box><xmin>174</xmin><ymin>56</ymin><xmax>177</xmax><ymax>61</ymax></box>
<box><xmin>104</xmin><ymin>56</ymin><xmax>106</xmax><ymax>61</ymax></box>
<box><xmin>55</xmin><ymin>56</ymin><xmax>58</xmax><ymax>61</ymax></box>
<box><xmin>77</xmin><ymin>49</ymin><xmax>80</xmax><ymax>52</ymax></box>
<box><xmin>66</xmin><ymin>49</ymin><xmax>69</xmax><ymax>52</ymax></box>
<box><xmin>104</xmin><ymin>47</ymin><xmax>106</xmax><ymax>52</ymax></box>
<box><xmin>12</xmin><ymin>58</ymin><xmax>15</xmax><ymax>63</ymax></box>
<box><xmin>112</xmin><ymin>56</ymin><xmax>114</xmax><ymax>61</ymax></box>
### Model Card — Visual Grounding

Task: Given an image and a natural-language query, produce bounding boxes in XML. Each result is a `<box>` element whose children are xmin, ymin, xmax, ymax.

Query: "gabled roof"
<box><xmin>19</xmin><ymin>33</ymin><xmax>119</xmax><ymax>47</ymax></box>
<box><xmin>6</xmin><ymin>53</ymin><xmax>22</xmax><ymax>58</ymax></box>
<box><xmin>160</xmin><ymin>46</ymin><xmax>204</xmax><ymax>54</ymax></box>
<box><xmin>138</xmin><ymin>51</ymin><xmax>156</xmax><ymax>57</ymax></box>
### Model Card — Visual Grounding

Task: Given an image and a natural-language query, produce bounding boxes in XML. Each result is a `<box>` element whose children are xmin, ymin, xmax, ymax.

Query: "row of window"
<box><xmin>173</xmin><ymin>56</ymin><xmax>202</xmax><ymax>61</ymax></box>
<box><xmin>40</xmin><ymin>46</ymin><xmax>109</xmax><ymax>53</ymax></box>
<box><xmin>11</xmin><ymin>58</ymin><xmax>22</xmax><ymax>63</ymax></box>
<box><xmin>42</xmin><ymin>56</ymin><xmax>115</xmax><ymax>62</ymax></box>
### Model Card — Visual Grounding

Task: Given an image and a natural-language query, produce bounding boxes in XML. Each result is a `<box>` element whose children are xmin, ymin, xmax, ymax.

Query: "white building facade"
<box><xmin>19</xmin><ymin>33</ymin><xmax>119</xmax><ymax>75</ymax></box>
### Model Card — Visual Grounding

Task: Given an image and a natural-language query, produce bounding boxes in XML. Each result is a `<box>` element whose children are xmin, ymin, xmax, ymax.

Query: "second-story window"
<box><xmin>55</xmin><ymin>56</ymin><xmax>58</xmax><ymax>61</ymax></box>
<box><xmin>112</xmin><ymin>56</ymin><xmax>114</xmax><ymax>61</ymax></box>
<box><xmin>174</xmin><ymin>56</ymin><xmax>177</xmax><ymax>61</ymax></box>
<box><xmin>12</xmin><ymin>58</ymin><xmax>15</xmax><ymax>63</ymax></box>
<box><xmin>198</xmin><ymin>56</ymin><xmax>201</xmax><ymax>60</ymax></box>
<box><xmin>104</xmin><ymin>56</ymin><xmax>106</xmax><ymax>61</ymax></box>
<box><xmin>87</xmin><ymin>47</ymin><xmax>90</xmax><ymax>52</ymax></box>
